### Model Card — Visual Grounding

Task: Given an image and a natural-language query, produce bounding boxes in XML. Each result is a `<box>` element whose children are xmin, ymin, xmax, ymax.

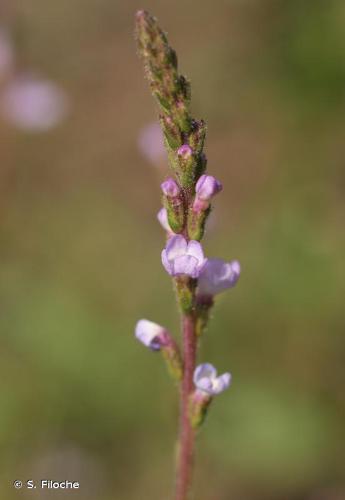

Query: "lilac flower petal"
<box><xmin>177</xmin><ymin>144</ymin><xmax>192</xmax><ymax>158</ymax></box>
<box><xmin>165</xmin><ymin>235</ymin><xmax>188</xmax><ymax>261</ymax></box>
<box><xmin>198</xmin><ymin>258</ymin><xmax>241</xmax><ymax>296</ymax></box>
<box><xmin>157</xmin><ymin>208</ymin><xmax>174</xmax><ymax>234</ymax></box>
<box><xmin>187</xmin><ymin>240</ymin><xmax>204</xmax><ymax>263</ymax></box>
<box><xmin>231</xmin><ymin>260</ymin><xmax>241</xmax><ymax>277</ymax></box>
<box><xmin>196</xmin><ymin>377</ymin><xmax>214</xmax><ymax>392</ymax></box>
<box><xmin>172</xmin><ymin>255</ymin><xmax>199</xmax><ymax>277</ymax></box>
<box><xmin>212</xmin><ymin>373</ymin><xmax>232</xmax><ymax>394</ymax></box>
<box><xmin>161</xmin><ymin>249</ymin><xmax>172</xmax><ymax>274</ymax></box>
<box><xmin>194</xmin><ymin>363</ymin><xmax>217</xmax><ymax>383</ymax></box>
<box><xmin>195</xmin><ymin>175</ymin><xmax>206</xmax><ymax>193</ymax></box>
<box><xmin>161</xmin><ymin>177</ymin><xmax>180</xmax><ymax>197</ymax></box>
<box><xmin>193</xmin><ymin>363</ymin><xmax>231</xmax><ymax>396</ymax></box>
<box><xmin>195</xmin><ymin>175</ymin><xmax>222</xmax><ymax>201</ymax></box>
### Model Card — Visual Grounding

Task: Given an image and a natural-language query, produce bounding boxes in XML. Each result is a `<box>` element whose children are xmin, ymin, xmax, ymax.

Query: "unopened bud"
<box><xmin>161</xmin><ymin>177</ymin><xmax>181</xmax><ymax>198</ymax></box>
<box><xmin>161</xmin><ymin>177</ymin><xmax>185</xmax><ymax>233</ymax></box>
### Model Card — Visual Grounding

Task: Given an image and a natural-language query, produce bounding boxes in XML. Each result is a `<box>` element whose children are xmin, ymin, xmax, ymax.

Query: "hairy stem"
<box><xmin>175</xmin><ymin>313</ymin><xmax>197</xmax><ymax>500</ymax></box>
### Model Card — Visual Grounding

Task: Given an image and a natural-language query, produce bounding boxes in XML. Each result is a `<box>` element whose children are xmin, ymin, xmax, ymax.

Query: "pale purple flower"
<box><xmin>161</xmin><ymin>235</ymin><xmax>206</xmax><ymax>278</ymax></box>
<box><xmin>193</xmin><ymin>363</ymin><xmax>231</xmax><ymax>395</ymax></box>
<box><xmin>197</xmin><ymin>259</ymin><xmax>240</xmax><ymax>297</ymax></box>
<box><xmin>161</xmin><ymin>177</ymin><xmax>180</xmax><ymax>197</ymax></box>
<box><xmin>157</xmin><ymin>208</ymin><xmax>175</xmax><ymax>236</ymax></box>
<box><xmin>138</xmin><ymin>121</ymin><xmax>165</xmax><ymax>167</ymax></box>
<box><xmin>195</xmin><ymin>175</ymin><xmax>222</xmax><ymax>201</ymax></box>
<box><xmin>0</xmin><ymin>28</ymin><xmax>14</xmax><ymax>77</ymax></box>
<box><xmin>1</xmin><ymin>75</ymin><xmax>69</xmax><ymax>131</ymax></box>
<box><xmin>177</xmin><ymin>144</ymin><xmax>193</xmax><ymax>158</ymax></box>
<box><xmin>135</xmin><ymin>319</ymin><xmax>166</xmax><ymax>351</ymax></box>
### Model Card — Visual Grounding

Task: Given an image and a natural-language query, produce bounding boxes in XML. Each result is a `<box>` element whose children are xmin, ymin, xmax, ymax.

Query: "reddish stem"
<box><xmin>175</xmin><ymin>313</ymin><xmax>197</xmax><ymax>500</ymax></box>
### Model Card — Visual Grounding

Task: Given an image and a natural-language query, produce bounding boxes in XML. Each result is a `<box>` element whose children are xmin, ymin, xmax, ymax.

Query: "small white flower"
<box><xmin>135</xmin><ymin>319</ymin><xmax>166</xmax><ymax>351</ymax></box>
<box><xmin>193</xmin><ymin>363</ymin><xmax>231</xmax><ymax>395</ymax></box>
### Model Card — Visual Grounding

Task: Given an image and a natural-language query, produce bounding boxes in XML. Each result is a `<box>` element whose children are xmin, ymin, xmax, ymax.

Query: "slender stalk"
<box><xmin>175</xmin><ymin>313</ymin><xmax>197</xmax><ymax>500</ymax></box>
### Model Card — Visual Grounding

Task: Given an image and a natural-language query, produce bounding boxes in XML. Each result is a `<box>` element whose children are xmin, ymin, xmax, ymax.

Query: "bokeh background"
<box><xmin>1</xmin><ymin>1</ymin><xmax>345</xmax><ymax>499</ymax></box>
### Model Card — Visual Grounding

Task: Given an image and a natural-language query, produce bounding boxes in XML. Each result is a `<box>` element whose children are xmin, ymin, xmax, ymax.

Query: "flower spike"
<box><xmin>135</xmin><ymin>10</ymin><xmax>242</xmax><ymax>498</ymax></box>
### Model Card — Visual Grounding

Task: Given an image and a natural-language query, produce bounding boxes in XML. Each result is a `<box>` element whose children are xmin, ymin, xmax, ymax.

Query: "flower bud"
<box><xmin>187</xmin><ymin>175</ymin><xmax>222</xmax><ymax>240</ymax></box>
<box><xmin>161</xmin><ymin>177</ymin><xmax>180</xmax><ymax>198</ymax></box>
<box><xmin>177</xmin><ymin>144</ymin><xmax>193</xmax><ymax>159</ymax></box>
<box><xmin>161</xmin><ymin>177</ymin><xmax>184</xmax><ymax>233</ymax></box>
<box><xmin>135</xmin><ymin>319</ymin><xmax>166</xmax><ymax>351</ymax></box>
<box><xmin>195</xmin><ymin>175</ymin><xmax>222</xmax><ymax>201</ymax></box>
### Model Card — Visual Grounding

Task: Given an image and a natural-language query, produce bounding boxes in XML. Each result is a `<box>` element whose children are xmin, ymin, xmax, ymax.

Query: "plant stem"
<box><xmin>175</xmin><ymin>313</ymin><xmax>197</xmax><ymax>500</ymax></box>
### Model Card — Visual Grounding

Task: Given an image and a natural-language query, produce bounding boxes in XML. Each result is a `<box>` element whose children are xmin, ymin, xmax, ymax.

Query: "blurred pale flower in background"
<box><xmin>137</xmin><ymin>121</ymin><xmax>166</xmax><ymax>167</ymax></box>
<box><xmin>0</xmin><ymin>74</ymin><xmax>69</xmax><ymax>131</ymax></box>
<box><xmin>0</xmin><ymin>27</ymin><xmax>14</xmax><ymax>77</ymax></box>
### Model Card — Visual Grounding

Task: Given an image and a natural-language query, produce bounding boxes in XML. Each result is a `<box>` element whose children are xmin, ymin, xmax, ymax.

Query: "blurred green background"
<box><xmin>1</xmin><ymin>1</ymin><xmax>345</xmax><ymax>499</ymax></box>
